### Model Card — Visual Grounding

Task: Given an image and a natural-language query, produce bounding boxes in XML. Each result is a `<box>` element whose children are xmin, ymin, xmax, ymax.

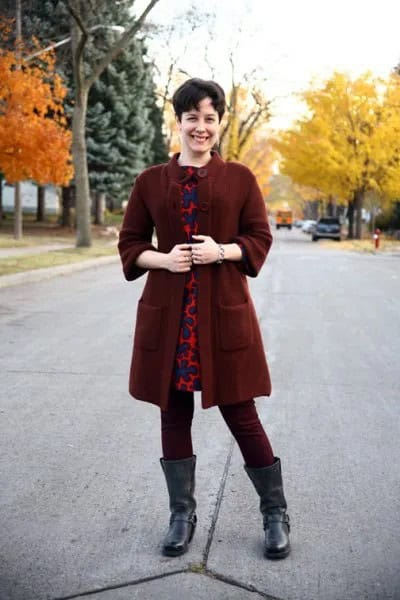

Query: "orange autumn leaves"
<box><xmin>0</xmin><ymin>26</ymin><xmax>73</xmax><ymax>185</ymax></box>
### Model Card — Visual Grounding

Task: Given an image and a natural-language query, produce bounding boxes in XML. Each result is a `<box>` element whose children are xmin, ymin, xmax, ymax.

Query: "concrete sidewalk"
<box><xmin>0</xmin><ymin>241</ymin><xmax>119</xmax><ymax>289</ymax></box>
<box><xmin>0</xmin><ymin>254</ymin><xmax>119</xmax><ymax>288</ymax></box>
<box><xmin>0</xmin><ymin>243</ymin><xmax>75</xmax><ymax>258</ymax></box>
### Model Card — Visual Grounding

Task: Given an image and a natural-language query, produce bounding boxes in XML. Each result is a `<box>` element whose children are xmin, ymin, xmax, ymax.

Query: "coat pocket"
<box><xmin>218</xmin><ymin>300</ymin><xmax>253</xmax><ymax>351</ymax></box>
<box><xmin>134</xmin><ymin>300</ymin><xmax>163</xmax><ymax>351</ymax></box>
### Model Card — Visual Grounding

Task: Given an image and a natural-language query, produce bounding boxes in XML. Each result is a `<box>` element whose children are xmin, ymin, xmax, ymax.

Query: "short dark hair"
<box><xmin>172</xmin><ymin>78</ymin><xmax>226</xmax><ymax>122</ymax></box>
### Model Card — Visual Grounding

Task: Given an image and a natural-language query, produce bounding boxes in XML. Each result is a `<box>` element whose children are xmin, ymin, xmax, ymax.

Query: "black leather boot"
<box><xmin>160</xmin><ymin>455</ymin><xmax>197</xmax><ymax>557</ymax></box>
<box><xmin>245</xmin><ymin>457</ymin><xmax>291</xmax><ymax>559</ymax></box>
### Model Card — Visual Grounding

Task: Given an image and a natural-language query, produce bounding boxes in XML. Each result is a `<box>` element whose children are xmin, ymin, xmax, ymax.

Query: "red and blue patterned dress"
<box><xmin>172</xmin><ymin>166</ymin><xmax>202</xmax><ymax>392</ymax></box>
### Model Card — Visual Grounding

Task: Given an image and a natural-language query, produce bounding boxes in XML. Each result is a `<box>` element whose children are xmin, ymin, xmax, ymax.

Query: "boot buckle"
<box><xmin>264</xmin><ymin>511</ymin><xmax>290</xmax><ymax>530</ymax></box>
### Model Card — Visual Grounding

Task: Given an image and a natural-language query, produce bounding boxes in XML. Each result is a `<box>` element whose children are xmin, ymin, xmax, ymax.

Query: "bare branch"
<box><xmin>204</xmin><ymin>48</ymin><xmax>216</xmax><ymax>79</ymax></box>
<box><xmin>239</xmin><ymin>111</ymin><xmax>265</xmax><ymax>152</ymax></box>
<box><xmin>229</xmin><ymin>52</ymin><xmax>235</xmax><ymax>89</ymax></box>
<box><xmin>178</xmin><ymin>67</ymin><xmax>192</xmax><ymax>78</ymax></box>
<box><xmin>161</xmin><ymin>62</ymin><xmax>175</xmax><ymax>116</ymax></box>
<box><xmin>85</xmin><ymin>0</ymin><xmax>160</xmax><ymax>91</ymax></box>
<box><xmin>219</xmin><ymin>118</ymin><xmax>231</xmax><ymax>146</ymax></box>
<box><xmin>67</xmin><ymin>1</ymin><xmax>89</xmax><ymax>98</ymax></box>
<box><xmin>87</xmin><ymin>0</ymin><xmax>97</xmax><ymax>16</ymax></box>
<box><xmin>66</xmin><ymin>1</ymin><xmax>88</xmax><ymax>37</ymax></box>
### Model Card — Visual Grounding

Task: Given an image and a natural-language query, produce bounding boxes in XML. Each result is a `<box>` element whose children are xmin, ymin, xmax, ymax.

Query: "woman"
<box><xmin>118</xmin><ymin>78</ymin><xmax>290</xmax><ymax>559</ymax></box>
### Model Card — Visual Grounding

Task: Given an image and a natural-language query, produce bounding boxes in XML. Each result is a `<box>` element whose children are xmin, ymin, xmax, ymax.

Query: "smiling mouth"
<box><xmin>192</xmin><ymin>135</ymin><xmax>209</xmax><ymax>142</ymax></box>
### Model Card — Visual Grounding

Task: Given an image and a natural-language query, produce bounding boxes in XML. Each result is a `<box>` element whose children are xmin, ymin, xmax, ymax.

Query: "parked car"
<box><xmin>294</xmin><ymin>219</ymin><xmax>304</xmax><ymax>228</ymax></box>
<box><xmin>301</xmin><ymin>220</ymin><xmax>317</xmax><ymax>234</ymax></box>
<box><xmin>312</xmin><ymin>217</ymin><xmax>341</xmax><ymax>241</ymax></box>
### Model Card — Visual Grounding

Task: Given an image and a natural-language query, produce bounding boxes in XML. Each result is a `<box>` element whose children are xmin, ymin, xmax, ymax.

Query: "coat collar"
<box><xmin>166</xmin><ymin>151</ymin><xmax>225</xmax><ymax>182</ymax></box>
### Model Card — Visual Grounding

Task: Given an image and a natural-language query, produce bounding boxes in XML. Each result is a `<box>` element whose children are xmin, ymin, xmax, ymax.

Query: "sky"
<box><xmin>133</xmin><ymin>0</ymin><xmax>400</xmax><ymax>130</ymax></box>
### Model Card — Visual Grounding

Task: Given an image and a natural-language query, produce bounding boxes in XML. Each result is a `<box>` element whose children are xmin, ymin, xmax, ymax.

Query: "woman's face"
<box><xmin>177</xmin><ymin>97</ymin><xmax>220</xmax><ymax>157</ymax></box>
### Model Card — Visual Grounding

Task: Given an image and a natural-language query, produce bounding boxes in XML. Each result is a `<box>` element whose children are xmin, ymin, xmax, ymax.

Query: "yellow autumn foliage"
<box><xmin>274</xmin><ymin>71</ymin><xmax>400</xmax><ymax>210</ymax></box>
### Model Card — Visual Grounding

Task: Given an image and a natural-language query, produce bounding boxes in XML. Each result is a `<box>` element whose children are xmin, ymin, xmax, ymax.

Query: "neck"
<box><xmin>178</xmin><ymin>150</ymin><xmax>212</xmax><ymax>168</ymax></box>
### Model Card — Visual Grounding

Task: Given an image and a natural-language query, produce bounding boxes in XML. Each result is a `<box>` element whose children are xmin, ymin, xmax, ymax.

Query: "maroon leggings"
<box><xmin>161</xmin><ymin>389</ymin><xmax>274</xmax><ymax>468</ymax></box>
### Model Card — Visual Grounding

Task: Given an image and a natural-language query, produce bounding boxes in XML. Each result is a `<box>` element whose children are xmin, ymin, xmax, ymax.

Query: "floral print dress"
<box><xmin>172</xmin><ymin>166</ymin><xmax>202</xmax><ymax>392</ymax></box>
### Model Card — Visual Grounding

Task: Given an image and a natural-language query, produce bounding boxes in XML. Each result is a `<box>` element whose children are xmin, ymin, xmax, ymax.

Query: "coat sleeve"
<box><xmin>118</xmin><ymin>175</ymin><xmax>158</xmax><ymax>281</ymax></box>
<box><xmin>231</xmin><ymin>173</ymin><xmax>273</xmax><ymax>277</ymax></box>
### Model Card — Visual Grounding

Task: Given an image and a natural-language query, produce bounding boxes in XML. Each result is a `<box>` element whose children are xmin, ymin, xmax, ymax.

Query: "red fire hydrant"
<box><xmin>373</xmin><ymin>228</ymin><xmax>381</xmax><ymax>250</ymax></box>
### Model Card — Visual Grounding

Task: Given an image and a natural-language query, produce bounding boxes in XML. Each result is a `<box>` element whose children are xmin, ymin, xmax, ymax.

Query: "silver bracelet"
<box><xmin>216</xmin><ymin>244</ymin><xmax>225</xmax><ymax>264</ymax></box>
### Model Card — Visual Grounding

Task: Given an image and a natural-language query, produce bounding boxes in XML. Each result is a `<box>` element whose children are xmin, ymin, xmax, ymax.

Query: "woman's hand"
<box><xmin>191</xmin><ymin>235</ymin><xmax>219</xmax><ymax>264</ymax></box>
<box><xmin>166</xmin><ymin>243</ymin><xmax>193</xmax><ymax>273</ymax></box>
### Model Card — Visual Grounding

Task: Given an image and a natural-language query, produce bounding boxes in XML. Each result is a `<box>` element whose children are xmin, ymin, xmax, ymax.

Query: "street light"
<box><xmin>24</xmin><ymin>25</ymin><xmax>125</xmax><ymax>61</ymax></box>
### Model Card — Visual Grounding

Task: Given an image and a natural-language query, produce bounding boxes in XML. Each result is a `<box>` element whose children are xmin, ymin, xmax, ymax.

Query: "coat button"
<box><xmin>197</xmin><ymin>168</ymin><xmax>208</xmax><ymax>178</ymax></box>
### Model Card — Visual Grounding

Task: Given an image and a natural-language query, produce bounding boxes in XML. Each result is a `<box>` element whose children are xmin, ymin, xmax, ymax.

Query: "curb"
<box><xmin>0</xmin><ymin>255</ymin><xmax>120</xmax><ymax>289</ymax></box>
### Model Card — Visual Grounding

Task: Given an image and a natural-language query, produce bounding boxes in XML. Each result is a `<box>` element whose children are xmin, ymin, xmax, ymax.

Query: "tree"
<box><xmin>87</xmin><ymin>34</ymin><xmax>167</xmax><ymax>210</ymax></box>
<box><xmin>274</xmin><ymin>72</ymin><xmax>400</xmax><ymax>239</ymax></box>
<box><xmin>0</xmin><ymin>22</ymin><xmax>72</xmax><ymax>238</ymax></box>
<box><xmin>219</xmin><ymin>60</ymin><xmax>271</xmax><ymax>165</ymax></box>
<box><xmin>66</xmin><ymin>0</ymin><xmax>160</xmax><ymax>247</ymax></box>
<box><xmin>239</xmin><ymin>128</ymin><xmax>273</xmax><ymax>198</ymax></box>
<box><xmin>6</xmin><ymin>1</ymin><xmax>165</xmax><ymax>229</ymax></box>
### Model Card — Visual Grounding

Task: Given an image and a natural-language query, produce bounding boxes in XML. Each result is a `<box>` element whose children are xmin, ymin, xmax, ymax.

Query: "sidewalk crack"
<box><xmin>52</xmin><ymin>570</ymin><xmax>186</xmax><ymax>599</ymax></box>
<box><xmin>201</xmin><ymin>437</ymin><xmax>235</xmax><ymax>566</ymax></box>
<box><xmin>53</xmin><ymin>568</ymin><xmax>284</xmax><ymax>600</ymax></box>
<box><xmin>205</xmin><ymin>568</ymin><xmax>285</xmax><ymax>600</ymax></box>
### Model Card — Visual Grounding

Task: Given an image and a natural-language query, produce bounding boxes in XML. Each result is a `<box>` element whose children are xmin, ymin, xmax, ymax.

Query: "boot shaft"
<box><xmin>245</xmin><ymin>457</ymin><xmax>287</xmax><ymax>514</ymax></box>
<box><xmin>160</xmin><ymin>455</ymin><xmax>196</xmax><ymax>515</ymax></box>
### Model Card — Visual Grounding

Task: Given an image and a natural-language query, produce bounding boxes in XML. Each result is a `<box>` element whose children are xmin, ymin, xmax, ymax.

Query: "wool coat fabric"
<box><xmin>118</xmin><ymin>152</ymin><xmax>273</xmax><ymax>410</ymax></box>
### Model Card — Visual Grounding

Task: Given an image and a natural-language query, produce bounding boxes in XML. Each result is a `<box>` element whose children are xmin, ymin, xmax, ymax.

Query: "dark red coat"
<box><xmin>118</xmin><ymin>152</ymin><xmax>273</xmax><ymax>410</ymax></box>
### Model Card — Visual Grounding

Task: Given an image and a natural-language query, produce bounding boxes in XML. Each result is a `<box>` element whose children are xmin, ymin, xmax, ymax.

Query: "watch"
<box><xmin>216</xmin><ymin>244</ymin><xmax>225</xmax><ymax>264</ymax></box>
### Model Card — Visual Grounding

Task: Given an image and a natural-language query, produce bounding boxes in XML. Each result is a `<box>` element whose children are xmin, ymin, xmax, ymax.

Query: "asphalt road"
<box><xmin>0</xmin><ymin>229</ymin><xmax>399</xmax><ymax>600</ymax></box>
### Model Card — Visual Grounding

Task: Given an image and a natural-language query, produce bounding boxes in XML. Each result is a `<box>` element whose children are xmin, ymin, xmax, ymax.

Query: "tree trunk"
<box><xmin>354</xmin><ymin>189</ymin><xmax>363</xmax><ymax>240</ymax></box>
<box><xmin>14</xmin><ymin>182</ymin><xmax>23</xmax><ymax>239</ymax></box>
<box><xmin>371</xmin><ymin>206</ymin><xmax>376</xmax><ymax>235</ymax></box>
<box><xmin>72</xmin><ymin>89</ymin><xmax>92</xmax><ymax>246</ymax></box>
<box><xmin>61</xmin><ymin>186</ymin><xmax>73</xmax><ymax>227</ymax></box>
<box><xmin>347</xmin><ymin>199</ymin><xmax>354</xmax><ymax>239</ymax></box>
<box><xmin>94</xmin><ymin>191</ymin><xmax>106</xmax><ymax>225</ymax></box>
<box><xmin>311</xmin><ymin>199</ymin><xmax>319</xmax><ymax>220</ymax></box>
<box><xmin>68</xmin><ymin>0</ymin><xmax>160</xmax><ymax>247</ymax></box>
<box><xmin>327</xmin><ymin>195</ymin><xmax>336</xmax><ymax>216</ymax></box>
<box><xmin>70</xmin><ymin>8</ymin><xmax>91</xmax><ymax>247</ymax></box>
<box><xmin>0</xmin><ymin>174</ymin><xmax>3</xmax><ymax>226</ymax></box>
<box><xmin>14</xmin><ymin>0</ymin><xmax>23</xmax><ymax>239</ymax></box>
<box><xmin>36</xmin><ymin>185</ymin><xmax>45</xmax><ymax>221</ymax></box>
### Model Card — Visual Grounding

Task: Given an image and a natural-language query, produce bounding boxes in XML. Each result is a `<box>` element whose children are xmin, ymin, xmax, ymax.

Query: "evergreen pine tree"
<box><xmin>86</xmin><ymin>3</ymin><xmax>168</xmax><ymax>205</ymax></box>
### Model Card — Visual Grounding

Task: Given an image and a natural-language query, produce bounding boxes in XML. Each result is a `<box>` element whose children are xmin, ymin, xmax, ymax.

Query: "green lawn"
<box><xmin>0</xmin><ymin>234</ymin><xmax>74</xmax><ymax>248</ymax></box>
<box><xmin>0</xmin><ymin>242</ymin><xmax>118</xmax><ymax>277</ymax></box>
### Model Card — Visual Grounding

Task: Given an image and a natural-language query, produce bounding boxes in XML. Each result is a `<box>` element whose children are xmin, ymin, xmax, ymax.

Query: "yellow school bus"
<box><xmin>276</xmin><ymin>208</ymin><xmax>293</xmax><ymax>230</ymax></box>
